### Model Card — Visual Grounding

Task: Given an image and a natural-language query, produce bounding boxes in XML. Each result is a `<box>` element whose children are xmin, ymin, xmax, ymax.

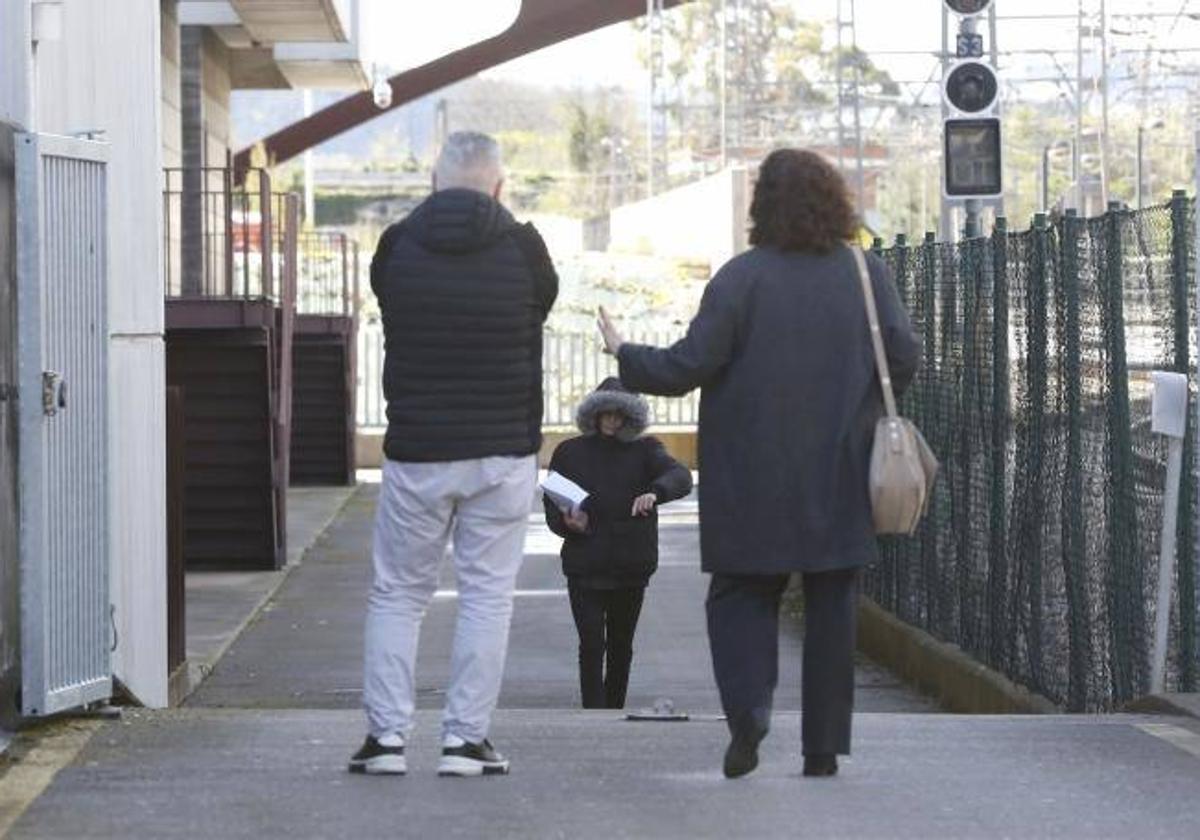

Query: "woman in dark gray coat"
<box><xmin>598</xmin><ymin>149</ymin><xmax>920</xmax><ymax>779</ymax></box>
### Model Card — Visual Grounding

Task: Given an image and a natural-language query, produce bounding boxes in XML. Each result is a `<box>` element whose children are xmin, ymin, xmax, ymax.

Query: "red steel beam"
<box><xmin>234</xmin><ymin>0</ymin><xmax>687</xmax><ymax>181</ymax></box>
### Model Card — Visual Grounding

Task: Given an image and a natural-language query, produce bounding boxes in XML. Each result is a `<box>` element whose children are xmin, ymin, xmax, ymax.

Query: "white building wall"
<box><xmin>201</xmin><ymin>30</ymin><xmax>232</xmax><ymax>165</ymax></box>
<box><xmin>162</xmin><ymin>1</ymin><xmax>183</xmax><ymax>169</ymax></box>
<box><xmin>0</xmin><ymin>3</ymin><xmax>33</xmax><ymax>128</ymax></box>
<box><xmin>608</xmin><ymin>167</ymin><xmax>751</xmax><ymax>272</ymax></box>
<box><xmin>32</xmin><ymin>0</ymin><xmax>167</xmax><ymax>707</ymax></box>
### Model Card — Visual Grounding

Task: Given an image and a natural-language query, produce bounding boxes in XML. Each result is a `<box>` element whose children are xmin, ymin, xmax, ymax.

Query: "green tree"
<box><xmin>638</xmin><ymin>0</ymin><xmax>898</xmax><ymax>167</ymax></box>
<box><xmin>567</xmin><ymin>103</ymin><xmax>614</xmax><ymax>173</ymax></box>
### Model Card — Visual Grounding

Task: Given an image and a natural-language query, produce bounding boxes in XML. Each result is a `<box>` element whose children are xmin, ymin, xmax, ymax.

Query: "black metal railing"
<box><xmin>163</xmin><ymin>167</ymin><xmax>284</xmax><ymax>300</ymax></box>
<box><xmin>296</xmin><ymin>231</ymin><xmax>357</xmax><ymax>317</ymax></box>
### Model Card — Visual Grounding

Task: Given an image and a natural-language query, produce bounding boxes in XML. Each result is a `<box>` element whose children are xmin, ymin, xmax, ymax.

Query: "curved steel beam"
<box><xmin>234</xmin><ymin>0</ymin><xmax>686</xmax><ymax>180</ymax></box>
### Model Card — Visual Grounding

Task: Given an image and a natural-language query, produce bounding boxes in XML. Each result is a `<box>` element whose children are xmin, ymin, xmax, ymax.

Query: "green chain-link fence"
<box><xmin>864</xmin><ymin>193</ymin><xmax>1198</xmax><ymax>711</ymax></box>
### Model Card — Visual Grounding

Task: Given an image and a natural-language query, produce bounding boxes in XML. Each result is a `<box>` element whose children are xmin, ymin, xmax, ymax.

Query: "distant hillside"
<box><xmin>232</xmin><ymin>89</ymin><xmax>437</xmax><ymax>161</ymax></box>
<box><xmin>232</xmin><ymin>77</ymin><xmax>634</xmax><ymax>165</ymax></box>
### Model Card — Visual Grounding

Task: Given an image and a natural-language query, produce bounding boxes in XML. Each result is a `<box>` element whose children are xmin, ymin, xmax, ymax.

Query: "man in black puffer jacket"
<box><xmin>351</xmin><ymin>132</ymin><xmax>557</xmax><ymax>780</ymax></box>
<box><xmin>544</xmin><ymin>378</ymin><xmax>693</xmax><ymax>709</ymax></box>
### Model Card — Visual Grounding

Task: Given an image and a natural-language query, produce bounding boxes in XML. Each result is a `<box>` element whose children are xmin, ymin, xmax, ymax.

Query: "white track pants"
<box><xmin>363</xmin><ymin>455</ymin><xmax>536</xmax><ymax>743</ymax></box>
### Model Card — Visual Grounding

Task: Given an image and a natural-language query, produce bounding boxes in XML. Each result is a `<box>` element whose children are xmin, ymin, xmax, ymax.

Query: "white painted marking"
<box><xmin>433</xmin><ymin>590</ymin><xmax>569</xmax><ymax>599</ymax></box>
<box><xmin>1135</xmin><ymin>722</ymin><xmax>1200</xmax><ymax>760</ymax></box>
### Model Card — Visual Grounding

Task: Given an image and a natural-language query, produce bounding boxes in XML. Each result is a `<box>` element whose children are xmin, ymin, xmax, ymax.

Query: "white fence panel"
<box><xmin>357</xmin><ymin>324</ymin><xmax>698</xmax><ymax>429</ymax></box>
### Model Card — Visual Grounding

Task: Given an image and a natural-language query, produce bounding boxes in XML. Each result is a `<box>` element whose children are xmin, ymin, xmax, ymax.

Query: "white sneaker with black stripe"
<box><xmin>348</xmin><ymin>734</ymin><xmax>406</xmax><ymax>775</ymax></box>
<box><xmin>437</xmin><ymin>734</ymin><xmax>510</xmax><ymax>777</ymax></box>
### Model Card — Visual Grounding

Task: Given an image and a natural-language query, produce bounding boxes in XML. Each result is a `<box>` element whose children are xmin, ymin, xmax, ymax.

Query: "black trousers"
<box><xmin>706</xmin><ymin>568</ymin><xmax>859</xmax><ymax>756</ymax></box>
<box><xmin>567</xmin><ymin>582</ymin><xmax>647</xmax><ymax>709</ymax></box>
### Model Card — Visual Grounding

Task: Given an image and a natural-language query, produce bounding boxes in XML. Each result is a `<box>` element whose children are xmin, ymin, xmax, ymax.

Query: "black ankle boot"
<box><xmin>802</xmin><ymin>753</ymin><xmax>838</xmax><ymax>777</ymax></box>
<box><xmin>723</xmin><ymin>714</ymin><xmax>768</xmax><ymax>779</ymax></box>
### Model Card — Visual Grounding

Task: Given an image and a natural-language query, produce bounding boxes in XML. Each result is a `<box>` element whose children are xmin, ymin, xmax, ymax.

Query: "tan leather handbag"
<box><xmin>851</xmin><ymin>247</ymin><xmax>938</xmax><ymax>536</ymax></box>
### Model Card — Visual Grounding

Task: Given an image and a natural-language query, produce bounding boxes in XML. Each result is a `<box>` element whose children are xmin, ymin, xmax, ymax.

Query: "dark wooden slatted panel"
<box><xmin>166</xmin><ymin>387</ymin><xmax>187</xmax><ymax>680</ymax></box>
<box><xmin>290</xmin><ymin>335</ymin><xmax>353</xmax><ymax>486</ymax></box>
<box><xmin>166</xmin><ymin>331</ymin><xmax>282</xmax><ymax>570</ymax></box>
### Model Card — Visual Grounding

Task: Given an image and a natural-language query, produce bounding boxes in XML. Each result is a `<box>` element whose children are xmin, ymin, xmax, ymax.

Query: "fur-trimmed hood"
<box><xmin>575</xmin><ymin>377</ymin><xmax>650</xmax><ymax>441</ymax></box>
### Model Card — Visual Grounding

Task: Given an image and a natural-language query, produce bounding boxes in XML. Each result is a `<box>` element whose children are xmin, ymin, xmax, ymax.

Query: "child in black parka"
<box><xmin>543</xmin><ymin>377</ymin><xmax>693</xmax><ymax>709</ymax></box>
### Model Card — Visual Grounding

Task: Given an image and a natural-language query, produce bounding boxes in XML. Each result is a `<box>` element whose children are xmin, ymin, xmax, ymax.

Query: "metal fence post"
<box><xmin>1060</xmin><ymin>208</ymin><xmax>1091</xmax><ymax>710</ymax></box>
<box><xmin>884</xmin><ymin>233</ymin><xmax>912</xmax><ymax>614</ymax></box>
<box><xmin>1103</xmin><ymin>201</ymin><xmax>1145</xmax><ymax>702</ymax></box>
<box><xmin>259</xmin><ymin>171</ymin><xmax>274</xmax><ymax>300</ymax></box>
<box><xmin>1023</xmin><ymin>214</ymin><xmax>1050</xmax><ymax>691</ymax></box>
<box><xmin>341</xmin><ymin>233</ymin><xmax>351</xmax><ymax>318</ymax></box>
<box><xmin>1193</xmin><ymin>125</ymin><xmax>1200</xmax><ymax>691</ymax></box>
<box><xmin>936</xmin><ymin>235</ymin><xmax>962</xmax><ymax>643</ymax></box>
<box><xmin>1170</xmin><ymin>189</ymin><xmax>1196</xmax><ymax>691</ymax></box>
<box><xmin>988</xmin><ymin>217</ymin><xmax>1010</xmax><ymax>669</ymax></box>
<box><xmin>222</xmin><ymin>168</ymin><xmax>234</xmax><ymax>297</ymax></box>
<box><xmin>1149</xmin><ymin>371</ymin><xmax>1189</xmax><ymax>695</ymax></box>
<box><xmin>919</xmin><ymin>231</ymin><xmax>940</xmax><ymax>631</ymax></box>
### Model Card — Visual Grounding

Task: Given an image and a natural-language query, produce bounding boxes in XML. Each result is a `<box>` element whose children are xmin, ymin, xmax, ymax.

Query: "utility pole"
<box><xmin>303</xmin><ymin>89</ymin><xmax>314</xmax><ymax>226</ymax></box>
<box><xmin>1137</xmin><ymin>123</ymin><xmax>1145</xmax><ymax>209</ymax></box>
<box><xmin>645</xmin><ymin>0</ymin><xmax>668</xmax><ymax>197</ymax></box>
<box><xmin>836</xmin><ymin>0</ymin><xmax>865</xmax><ymax>215</ymax></box>
<box><xmin>1075</xmin><ymin>0</ymin><xmax>1085</xmax><ymax>211</ymax></box>
<box><xmin>961</xmin><ymin>14</ymin><xmax>981</xmax><ymax>239</ymax></box>
<box><xmin>433</xmin><ymin>98</ymin><xmax>449</xmax><ymax>154</ymax></box>
<box><xmin>1098</xmin><ymin>0</ymin><xmax>1111</xmax><ymax>208</ymax></box>
<box><xmin>729</xmin><ymin>0</ymin><xmax>743</xmax><ymax>162</ymax></box>
<box><xmin>1042</xmin><ymin>143</ymin><xmax>1050</xmax><ymax>211</ymax></box>
<box><xmin>987</xmin><ymin>0</ymin><xmax>1004</xmax><ymax>220</ymax></box>
<box><xmin>718</xmin><ymin>0</ymin><xmax>727</xmax><ymax>169</ymax></box>
<box><xmin>939</xmin><ymin>4</ymin><xmax>954</xmax><ymax>242</ymax></box>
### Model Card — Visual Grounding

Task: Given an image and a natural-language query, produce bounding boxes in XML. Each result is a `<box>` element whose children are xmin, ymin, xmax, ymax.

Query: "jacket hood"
<box><xmin>406</xmin><ymin>188</ymin><xmax>516</xmax><ymax>254</ymax></box>
<box><xmin>575</xmin><ymin>377</ymin><xmax>650</xmax><ymax>441</ymax></box>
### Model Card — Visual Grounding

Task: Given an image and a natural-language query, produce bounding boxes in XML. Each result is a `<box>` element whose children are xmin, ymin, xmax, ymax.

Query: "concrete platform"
<box><xmin>10</xmin><ymin>709</ymin><xmax>1200</xmax><ymax>839</ymax></box>
<box><xmin>181</xmin><ymin>485</ymin><xmax>356</xmax><ymax>701</ymax></box>
<box><xmin>186</xmin><ymin>482</ymin><xmax>934</xmax><ymax>715</ymax></box>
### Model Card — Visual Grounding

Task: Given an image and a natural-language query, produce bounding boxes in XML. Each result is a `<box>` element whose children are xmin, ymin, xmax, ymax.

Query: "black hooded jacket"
<box><xmin>544</xmin><ymin>379</ymin><xmax>694</xmax><ymax>588</ymax></box>
<box><xmin>371</xmin><ymin>188</ymin><xmax>558</xmax><ymax>462</ymax></box>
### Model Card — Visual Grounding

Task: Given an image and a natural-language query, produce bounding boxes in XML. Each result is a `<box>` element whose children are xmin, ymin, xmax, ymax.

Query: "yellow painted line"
<box><xmin>1135</xmin><ymin>722</ymin><xmax>1200</xmax><ymax>760</ymax></box>
<box><xmin>0</xmin><ymin>719</ymin><xmax>101</xmax><ymax>837</ymax></box>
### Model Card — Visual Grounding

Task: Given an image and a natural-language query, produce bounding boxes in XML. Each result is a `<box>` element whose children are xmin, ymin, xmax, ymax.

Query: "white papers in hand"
<box><xmin>541</xmin><ymin>471</ymin><xmax>589</xmax><ymax>514</ymax></box>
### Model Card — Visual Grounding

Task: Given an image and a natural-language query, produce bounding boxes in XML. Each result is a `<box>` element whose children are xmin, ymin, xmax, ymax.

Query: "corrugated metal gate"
<box><xmin>15</xmin><ymin>133</ymin><xmax>111</xmax><ymax>716</ymax></box>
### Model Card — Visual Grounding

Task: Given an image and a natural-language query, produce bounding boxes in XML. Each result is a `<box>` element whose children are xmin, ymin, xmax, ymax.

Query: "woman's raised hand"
<box><xmin>597</xmin><ymin>306</ymin><xmax>625</xmax><ymax>356</ymax></box>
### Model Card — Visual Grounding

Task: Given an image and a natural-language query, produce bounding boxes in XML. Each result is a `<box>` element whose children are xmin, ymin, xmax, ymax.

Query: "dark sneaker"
<box><xmin>723</xmin><ymin>716</ymin><xmax>768</xmax><ymax>779</ymax></box>
<box><xmin>437</xmin><ymin>737</ymin><xmax>510</xmax><ymax>777</ymax></box>
<box><xmin>348</xmin><ymin>735</ymin><xmax>406</xmax><ymax>775</ymax></box>
<box><xmin>802</xmin><ymin>753</ymin><xmax>838</xmax><ymax>778</ymax></box>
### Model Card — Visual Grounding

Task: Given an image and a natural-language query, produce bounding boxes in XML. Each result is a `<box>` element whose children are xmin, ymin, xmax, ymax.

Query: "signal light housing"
<box><xmin>944</xmin><ymin>0</ymin><xmax>993</xmax><ymax>16</ymax></box>
<box><xmin>943</xmin><ymin>60</ymin><xmax>999</xmax><ymax>115</ymax></box>
<box><xmin>944</xmin><ymin>118</ymin><xmax>1003</xmax><ymax>199</ymax></box>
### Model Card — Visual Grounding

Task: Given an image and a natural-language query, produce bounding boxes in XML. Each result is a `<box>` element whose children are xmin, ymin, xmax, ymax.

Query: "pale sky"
<box><xmin>358</xmin><ymin>1</ymin><xmax>1200</xmax><ymax>104</ymax></box>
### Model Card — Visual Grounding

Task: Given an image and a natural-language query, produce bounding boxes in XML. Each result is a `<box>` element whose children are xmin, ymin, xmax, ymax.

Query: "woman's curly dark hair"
<box><xmin>748</xmin><ymin>149</ymin><xmax>859</xmax><ymax>254</ymax></box>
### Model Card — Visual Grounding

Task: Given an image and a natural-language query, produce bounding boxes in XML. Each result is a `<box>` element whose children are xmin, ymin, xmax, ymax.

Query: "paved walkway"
<box><xmin>8</xmin><ymin>481</ymin><xmax>1200</xmax><ymax>838</ymax></box>
<box><xmin>11</xmin><ymin>709</ymin><xmax>1200</xmax><ymax>839</ymax></box>
<box><xmin>181</xmin><ymin>486</ymin><xmax>358</xmax><ymax>699</ymax></box>
<box><xmin>187</xmin><ymin>480</ymin><xmax>932</xmax><ymax>714</ymax></box>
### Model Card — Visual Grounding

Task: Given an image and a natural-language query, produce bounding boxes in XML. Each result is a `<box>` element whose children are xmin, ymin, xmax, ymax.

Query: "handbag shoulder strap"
<box><xmin>850</xmin><ymin>246</ymin><xmax>899</xmax><ymax>419</ymax></box>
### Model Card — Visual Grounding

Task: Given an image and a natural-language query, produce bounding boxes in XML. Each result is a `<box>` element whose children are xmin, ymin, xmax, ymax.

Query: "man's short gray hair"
<box><xmin>434</xmin><ymin>131</ymin><xmax>503</xmax><ymax>194</ymax></box>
